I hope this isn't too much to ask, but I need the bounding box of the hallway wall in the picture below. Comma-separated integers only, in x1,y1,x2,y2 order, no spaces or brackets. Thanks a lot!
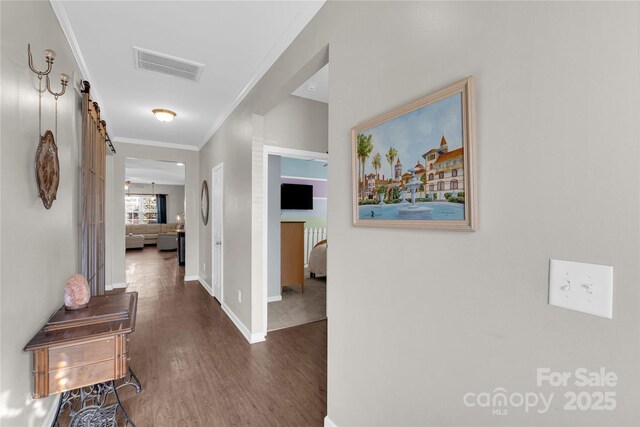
200,2,640,425
263,95,328,153
267,155,281,300
0,2,84,425
199,96,328,334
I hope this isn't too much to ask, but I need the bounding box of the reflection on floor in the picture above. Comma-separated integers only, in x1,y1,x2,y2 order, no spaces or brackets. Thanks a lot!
125,247,180,297
113,247,327,426
268,272,326,331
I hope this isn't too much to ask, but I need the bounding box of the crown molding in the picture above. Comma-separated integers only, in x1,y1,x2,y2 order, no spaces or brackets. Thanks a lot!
197,1,325,149
113,137,200,152
50,0,110,125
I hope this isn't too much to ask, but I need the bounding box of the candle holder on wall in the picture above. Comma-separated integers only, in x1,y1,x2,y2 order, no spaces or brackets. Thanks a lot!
28,44,69,210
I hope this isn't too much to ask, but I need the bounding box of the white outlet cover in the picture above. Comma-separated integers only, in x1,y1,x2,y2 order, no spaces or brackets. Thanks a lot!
549,259,613,319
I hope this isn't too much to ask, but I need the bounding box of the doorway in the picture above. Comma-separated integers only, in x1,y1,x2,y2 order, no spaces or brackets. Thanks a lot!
212,163,224,302
263,147,328,331
123,158,186,290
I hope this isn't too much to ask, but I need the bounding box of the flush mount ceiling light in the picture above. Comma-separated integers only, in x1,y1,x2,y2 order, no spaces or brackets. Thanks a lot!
176,162,184,166
152,109,176,123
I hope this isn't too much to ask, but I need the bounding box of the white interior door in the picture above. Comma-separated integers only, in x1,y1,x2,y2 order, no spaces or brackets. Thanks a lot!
212,164,224,301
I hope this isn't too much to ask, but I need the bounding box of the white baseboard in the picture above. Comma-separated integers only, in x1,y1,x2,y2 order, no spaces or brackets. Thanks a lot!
198,276,213,296
221,303,266,344
267,295,282,302
184,275,199,281
324,416,337,427
106,282,127,291
42,395,60,427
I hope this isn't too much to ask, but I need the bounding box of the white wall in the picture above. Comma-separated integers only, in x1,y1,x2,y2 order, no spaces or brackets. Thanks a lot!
267,155,281,299
126,182,185,224
110,142,198,285
201,2,640,425
263,95,328,153
198,108,253,326
1,2,84,425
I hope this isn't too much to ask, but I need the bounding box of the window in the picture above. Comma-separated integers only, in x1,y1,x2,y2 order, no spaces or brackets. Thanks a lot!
428,173,434,180
452,169,457,177
451,180,458,190
438,172,444,179
429,184,434,191
125,195,157,224
437,182,445,191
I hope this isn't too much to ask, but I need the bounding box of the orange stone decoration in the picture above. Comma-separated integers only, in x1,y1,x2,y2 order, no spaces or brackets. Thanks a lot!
64,274,90,310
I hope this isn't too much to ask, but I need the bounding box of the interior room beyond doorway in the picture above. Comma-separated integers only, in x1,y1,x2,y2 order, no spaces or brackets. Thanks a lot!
267,154,328,331
124,158,186,286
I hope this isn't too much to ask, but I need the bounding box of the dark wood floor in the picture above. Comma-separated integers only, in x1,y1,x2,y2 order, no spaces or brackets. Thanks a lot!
115,247,327,426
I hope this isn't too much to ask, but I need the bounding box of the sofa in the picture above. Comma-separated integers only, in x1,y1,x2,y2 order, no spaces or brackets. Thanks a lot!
126,223,178,246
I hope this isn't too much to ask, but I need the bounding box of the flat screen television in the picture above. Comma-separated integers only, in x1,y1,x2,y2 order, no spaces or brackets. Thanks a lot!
281,183,313,210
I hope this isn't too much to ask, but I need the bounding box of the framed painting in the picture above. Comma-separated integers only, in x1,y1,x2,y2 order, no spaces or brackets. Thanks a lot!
352,76,477,231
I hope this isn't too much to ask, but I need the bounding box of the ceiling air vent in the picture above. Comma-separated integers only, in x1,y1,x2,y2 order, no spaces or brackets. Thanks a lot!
133,47,204,82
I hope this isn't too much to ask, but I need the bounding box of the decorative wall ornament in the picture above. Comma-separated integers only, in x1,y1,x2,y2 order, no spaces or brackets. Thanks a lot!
35,130,60,209
201,180,210,225
27,44,69,209
352,76,477,231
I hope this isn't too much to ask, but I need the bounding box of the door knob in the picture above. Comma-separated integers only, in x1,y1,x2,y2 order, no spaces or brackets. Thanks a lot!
216,241,222,246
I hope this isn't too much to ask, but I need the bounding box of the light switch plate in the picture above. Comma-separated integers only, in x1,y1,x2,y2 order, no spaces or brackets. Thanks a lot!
549,259,613,319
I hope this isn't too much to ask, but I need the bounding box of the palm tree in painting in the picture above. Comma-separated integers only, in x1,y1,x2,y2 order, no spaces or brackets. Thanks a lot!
385,147,398,182
371,153,382,200
356,133,373,202
371,153,382,179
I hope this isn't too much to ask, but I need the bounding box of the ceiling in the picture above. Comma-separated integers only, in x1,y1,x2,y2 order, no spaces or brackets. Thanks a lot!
292,64,328,104
125,158,185,185
53,1,325,150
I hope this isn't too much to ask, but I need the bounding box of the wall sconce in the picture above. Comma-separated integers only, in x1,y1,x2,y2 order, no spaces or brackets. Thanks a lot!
46,73,69,99
28,43,69,211
27,43,55,79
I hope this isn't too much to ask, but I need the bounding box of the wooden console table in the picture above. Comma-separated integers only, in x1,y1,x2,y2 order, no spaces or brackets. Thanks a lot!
24,292,141,426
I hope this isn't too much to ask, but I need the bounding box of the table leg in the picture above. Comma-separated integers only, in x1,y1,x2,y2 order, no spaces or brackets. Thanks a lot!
50,391,66,427
112,380,136,427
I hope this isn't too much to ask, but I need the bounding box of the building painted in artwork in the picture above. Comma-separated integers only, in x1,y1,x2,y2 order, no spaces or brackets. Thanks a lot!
422,135,464,200
365,173,377,198
394,158,403,181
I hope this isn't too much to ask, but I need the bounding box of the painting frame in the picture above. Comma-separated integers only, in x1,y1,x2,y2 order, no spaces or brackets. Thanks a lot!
351,76,477,231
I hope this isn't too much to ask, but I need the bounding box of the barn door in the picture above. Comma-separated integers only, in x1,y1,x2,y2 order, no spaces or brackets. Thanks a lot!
81,81,106,296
